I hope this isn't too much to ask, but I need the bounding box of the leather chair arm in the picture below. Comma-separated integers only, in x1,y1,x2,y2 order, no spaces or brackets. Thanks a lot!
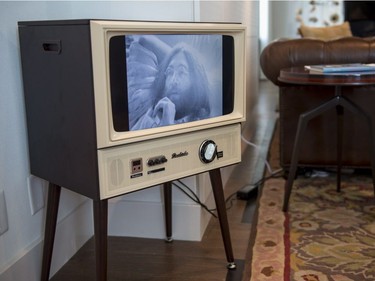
260,37,375,85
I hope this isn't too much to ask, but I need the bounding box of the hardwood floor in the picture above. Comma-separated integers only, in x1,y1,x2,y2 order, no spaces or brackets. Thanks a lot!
50,81,279,281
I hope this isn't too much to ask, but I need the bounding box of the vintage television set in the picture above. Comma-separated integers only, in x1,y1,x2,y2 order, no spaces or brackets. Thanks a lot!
18,20,246,200
18,19,246,279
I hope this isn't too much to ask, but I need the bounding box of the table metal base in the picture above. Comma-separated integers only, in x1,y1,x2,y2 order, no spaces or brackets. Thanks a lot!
283,86,375,212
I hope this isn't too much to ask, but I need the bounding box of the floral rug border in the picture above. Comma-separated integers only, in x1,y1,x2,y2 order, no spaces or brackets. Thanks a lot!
249,178,286,280
249,176,375,281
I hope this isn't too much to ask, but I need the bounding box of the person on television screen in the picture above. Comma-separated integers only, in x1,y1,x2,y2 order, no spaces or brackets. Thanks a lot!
127,35,211,130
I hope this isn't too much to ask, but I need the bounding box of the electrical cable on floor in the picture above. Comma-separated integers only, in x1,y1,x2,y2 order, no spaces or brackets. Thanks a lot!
170,135,285,218
171,168,284,218
250,168,284,188
172,178,249,218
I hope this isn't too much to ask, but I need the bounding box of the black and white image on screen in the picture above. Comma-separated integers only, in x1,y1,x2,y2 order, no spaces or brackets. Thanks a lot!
126,34,223,130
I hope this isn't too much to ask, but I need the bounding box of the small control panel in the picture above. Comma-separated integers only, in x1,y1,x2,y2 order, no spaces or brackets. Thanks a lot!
97,124,241,199
147,155,168,167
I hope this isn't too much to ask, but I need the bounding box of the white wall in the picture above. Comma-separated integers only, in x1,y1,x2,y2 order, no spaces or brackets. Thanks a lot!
259,0,343,79
269,0,301,40
0,1,196,280
269,0,344,41
0,1,259,280
200,0,259,121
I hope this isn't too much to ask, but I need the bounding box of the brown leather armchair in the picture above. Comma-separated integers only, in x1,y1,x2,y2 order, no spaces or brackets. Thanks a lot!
260,37,375,170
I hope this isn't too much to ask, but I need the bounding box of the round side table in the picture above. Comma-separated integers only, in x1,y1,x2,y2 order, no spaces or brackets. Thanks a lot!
279,67,375,212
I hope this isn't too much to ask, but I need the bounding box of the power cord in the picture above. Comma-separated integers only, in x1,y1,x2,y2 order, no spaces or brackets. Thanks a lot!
172,166,284,219
170,134,284,217
172,179,218,218
241,134,276,175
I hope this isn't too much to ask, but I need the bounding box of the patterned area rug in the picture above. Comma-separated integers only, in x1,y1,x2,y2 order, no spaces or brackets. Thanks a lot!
249,175,375,281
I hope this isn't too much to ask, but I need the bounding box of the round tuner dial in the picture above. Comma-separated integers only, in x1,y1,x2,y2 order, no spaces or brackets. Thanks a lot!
199,140,217,164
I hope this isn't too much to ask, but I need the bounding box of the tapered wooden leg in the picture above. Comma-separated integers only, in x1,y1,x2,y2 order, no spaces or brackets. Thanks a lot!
163,182,173,242
41,183,61,281
209,168,236,270
93,199,108,281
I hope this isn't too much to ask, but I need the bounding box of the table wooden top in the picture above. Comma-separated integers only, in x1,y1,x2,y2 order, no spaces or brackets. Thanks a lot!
279,66,375,86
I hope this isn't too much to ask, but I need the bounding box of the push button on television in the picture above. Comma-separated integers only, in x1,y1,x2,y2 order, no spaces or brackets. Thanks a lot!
147,155,168,166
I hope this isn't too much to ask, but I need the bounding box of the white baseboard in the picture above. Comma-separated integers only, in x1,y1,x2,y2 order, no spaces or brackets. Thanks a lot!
0,238,43,281
0,199,94,281
0,165,240,280
108,191,214,241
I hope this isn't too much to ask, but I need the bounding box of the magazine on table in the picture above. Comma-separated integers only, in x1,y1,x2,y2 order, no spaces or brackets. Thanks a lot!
304,63,375,73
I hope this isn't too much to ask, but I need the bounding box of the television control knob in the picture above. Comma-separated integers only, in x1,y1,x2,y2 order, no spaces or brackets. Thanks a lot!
147,155,167,167
199,140,217,163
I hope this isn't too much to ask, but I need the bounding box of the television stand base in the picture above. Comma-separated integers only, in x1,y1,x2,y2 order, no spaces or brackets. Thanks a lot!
40,168,236,280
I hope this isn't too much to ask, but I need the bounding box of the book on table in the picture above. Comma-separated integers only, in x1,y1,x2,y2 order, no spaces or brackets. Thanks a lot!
304,63,375,73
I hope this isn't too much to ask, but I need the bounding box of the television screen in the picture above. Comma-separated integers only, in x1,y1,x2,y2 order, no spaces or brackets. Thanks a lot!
109,34,235,132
